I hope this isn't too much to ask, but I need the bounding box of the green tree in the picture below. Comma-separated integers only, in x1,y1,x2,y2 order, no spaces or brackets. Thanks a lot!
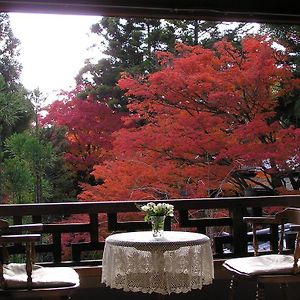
39,125,77,202
0,76,32,141
0,13,22,87
76,18,178,110
167,20,223,46
260,24,300,127
0,14,70,204
2,157,34,204
4,132,54,203
76,18,254,111
91,18,176,72
0,76,33,202
0,13,31,147
29,88,48,201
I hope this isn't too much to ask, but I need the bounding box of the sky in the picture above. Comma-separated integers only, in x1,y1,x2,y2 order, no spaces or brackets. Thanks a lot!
7,14,261,105
9,13,103,102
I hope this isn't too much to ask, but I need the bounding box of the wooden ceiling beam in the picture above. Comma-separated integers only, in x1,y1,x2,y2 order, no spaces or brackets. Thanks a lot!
0,1,299,24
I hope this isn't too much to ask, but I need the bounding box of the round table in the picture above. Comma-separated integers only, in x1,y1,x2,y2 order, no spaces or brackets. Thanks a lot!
101,231,214,295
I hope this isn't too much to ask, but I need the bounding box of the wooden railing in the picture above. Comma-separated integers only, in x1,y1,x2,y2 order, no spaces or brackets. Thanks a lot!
1,195,300,266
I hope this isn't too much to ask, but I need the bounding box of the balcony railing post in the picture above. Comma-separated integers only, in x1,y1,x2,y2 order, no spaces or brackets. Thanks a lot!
270,223,279,252
231,206,248,256
89,214,99,243
52,233,62,263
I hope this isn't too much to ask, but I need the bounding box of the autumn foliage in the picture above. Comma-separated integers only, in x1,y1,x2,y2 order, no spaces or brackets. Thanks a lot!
77,37,300,201
42,85,124,176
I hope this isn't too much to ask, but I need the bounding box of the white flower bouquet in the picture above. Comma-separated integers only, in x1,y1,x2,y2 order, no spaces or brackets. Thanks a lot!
138,202,174,222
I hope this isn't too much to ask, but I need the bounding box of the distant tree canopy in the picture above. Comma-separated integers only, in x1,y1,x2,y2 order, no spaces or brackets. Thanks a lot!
42,85,125,188
0,13,32,143
0,14,76,204
260,24,300,128
43,18,300,200
0,13,35,203
3,132,54,203
0,13,22,87
77,37,300,201
76,18,253,111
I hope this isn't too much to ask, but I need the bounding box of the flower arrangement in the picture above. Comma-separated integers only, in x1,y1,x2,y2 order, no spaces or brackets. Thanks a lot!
138,202,174,222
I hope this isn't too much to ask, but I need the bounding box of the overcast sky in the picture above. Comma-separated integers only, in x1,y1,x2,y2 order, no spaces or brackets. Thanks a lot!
9,13,102,102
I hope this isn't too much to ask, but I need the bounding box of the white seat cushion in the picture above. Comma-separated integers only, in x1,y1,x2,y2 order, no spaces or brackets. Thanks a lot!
3,263,80,289
223,254,300,276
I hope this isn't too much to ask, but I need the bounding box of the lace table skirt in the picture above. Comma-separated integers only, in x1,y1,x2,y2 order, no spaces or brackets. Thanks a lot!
102,231,214,295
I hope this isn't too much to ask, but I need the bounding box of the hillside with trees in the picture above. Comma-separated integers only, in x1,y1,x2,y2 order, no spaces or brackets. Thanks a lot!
2,13,299,204
43,18,300,200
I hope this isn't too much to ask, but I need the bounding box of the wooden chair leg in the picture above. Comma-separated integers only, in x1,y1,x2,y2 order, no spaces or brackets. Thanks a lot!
228,275,238,300
0,256,4,289
280,283,288,300
25,241,34,290
1,244,9,289
256,282,265,300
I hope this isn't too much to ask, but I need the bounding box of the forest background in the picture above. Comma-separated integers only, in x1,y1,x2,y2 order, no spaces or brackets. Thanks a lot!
1,14,300,208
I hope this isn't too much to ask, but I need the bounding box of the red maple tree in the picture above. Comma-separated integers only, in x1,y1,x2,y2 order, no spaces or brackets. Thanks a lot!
79,36,300,201
42,85,124,177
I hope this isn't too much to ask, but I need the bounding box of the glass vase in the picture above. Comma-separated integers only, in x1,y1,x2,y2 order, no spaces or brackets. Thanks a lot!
150,215,165,238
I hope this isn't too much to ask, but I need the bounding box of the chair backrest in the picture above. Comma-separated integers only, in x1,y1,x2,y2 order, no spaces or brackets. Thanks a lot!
0,219,79,299
275,207,300,225
275,208,300,274
245,207,300,274
0,219,42,290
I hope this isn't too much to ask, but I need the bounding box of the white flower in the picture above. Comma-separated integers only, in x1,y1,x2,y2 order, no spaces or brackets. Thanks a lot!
137,202,174,221
140,206,148,212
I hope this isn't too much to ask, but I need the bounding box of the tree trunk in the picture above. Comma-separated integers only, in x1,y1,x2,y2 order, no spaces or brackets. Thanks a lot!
35,171,42,203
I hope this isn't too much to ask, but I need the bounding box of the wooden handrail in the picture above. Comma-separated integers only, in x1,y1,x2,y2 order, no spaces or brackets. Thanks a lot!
0,195,300,266
1,195,300,215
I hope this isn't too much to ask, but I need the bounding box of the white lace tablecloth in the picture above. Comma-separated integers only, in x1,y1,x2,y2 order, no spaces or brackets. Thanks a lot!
101,231,214,295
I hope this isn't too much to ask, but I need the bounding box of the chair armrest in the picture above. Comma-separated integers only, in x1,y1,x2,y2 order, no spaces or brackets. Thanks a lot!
0,233,41,290
243,216,278,224
289,225,300,232
243,216,280,256
0,234,41,244
7,223,43,234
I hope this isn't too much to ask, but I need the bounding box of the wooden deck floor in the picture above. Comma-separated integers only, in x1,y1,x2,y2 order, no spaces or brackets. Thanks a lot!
72,261,300,300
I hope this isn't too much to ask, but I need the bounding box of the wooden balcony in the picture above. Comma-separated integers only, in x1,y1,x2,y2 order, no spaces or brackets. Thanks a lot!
1,195,300,299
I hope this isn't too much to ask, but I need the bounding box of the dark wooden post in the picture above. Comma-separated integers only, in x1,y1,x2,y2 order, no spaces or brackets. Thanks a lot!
89,214,99,243
231,206,248,256
53,233,62,263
